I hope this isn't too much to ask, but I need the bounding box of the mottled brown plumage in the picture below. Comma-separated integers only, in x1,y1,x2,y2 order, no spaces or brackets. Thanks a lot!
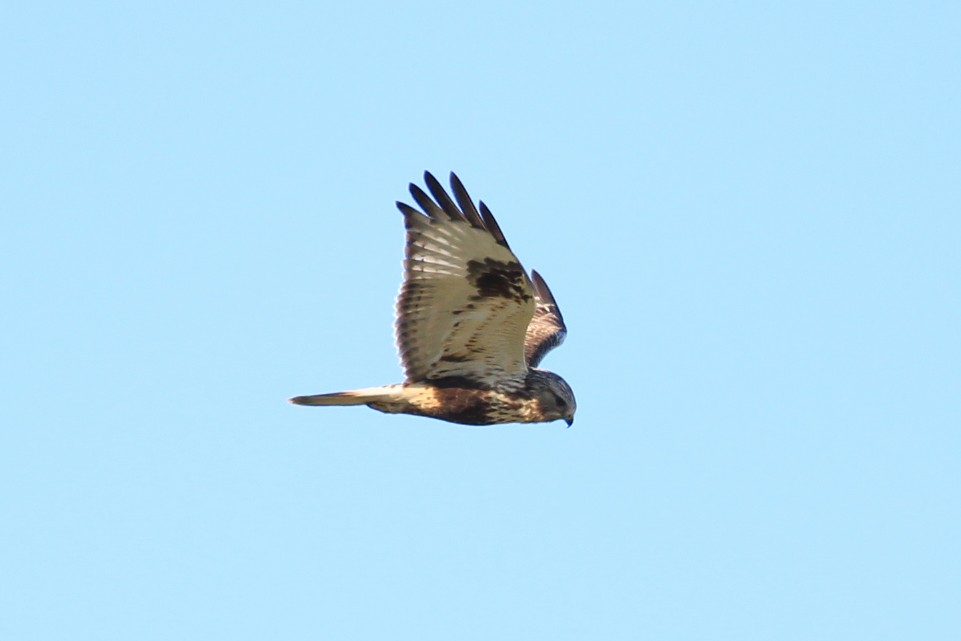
290,172,576,426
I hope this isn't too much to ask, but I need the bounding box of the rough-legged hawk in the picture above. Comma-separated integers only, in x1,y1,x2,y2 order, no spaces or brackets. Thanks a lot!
290,172,576,427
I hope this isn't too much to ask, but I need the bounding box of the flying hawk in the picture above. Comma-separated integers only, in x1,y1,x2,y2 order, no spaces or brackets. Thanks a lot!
290,172,576,427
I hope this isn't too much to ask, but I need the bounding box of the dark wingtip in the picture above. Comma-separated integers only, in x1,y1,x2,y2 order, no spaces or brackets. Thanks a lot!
478,200,509,248
402,172,509,246
408,183,447,220
397,201,420,217
449,172,485,228
424,171,465,222
530,270,558,306
408,182,427,201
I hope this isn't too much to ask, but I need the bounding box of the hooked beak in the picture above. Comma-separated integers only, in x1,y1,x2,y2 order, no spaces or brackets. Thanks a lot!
564,417,574,428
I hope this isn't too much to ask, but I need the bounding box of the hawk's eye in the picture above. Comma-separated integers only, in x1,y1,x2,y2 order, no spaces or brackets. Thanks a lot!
553,394,568,410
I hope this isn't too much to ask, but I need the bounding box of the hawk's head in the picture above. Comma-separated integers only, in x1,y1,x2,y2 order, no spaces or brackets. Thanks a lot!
527,369,577,427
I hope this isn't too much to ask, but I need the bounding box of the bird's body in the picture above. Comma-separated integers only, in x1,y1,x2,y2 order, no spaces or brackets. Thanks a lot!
294,369,573,426
290,172,576,427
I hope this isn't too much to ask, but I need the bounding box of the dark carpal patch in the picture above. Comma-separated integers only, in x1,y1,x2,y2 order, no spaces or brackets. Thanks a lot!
466,259,532,303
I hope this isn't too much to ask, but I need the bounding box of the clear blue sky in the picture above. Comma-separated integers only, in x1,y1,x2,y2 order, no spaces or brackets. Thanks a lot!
2,2,959,639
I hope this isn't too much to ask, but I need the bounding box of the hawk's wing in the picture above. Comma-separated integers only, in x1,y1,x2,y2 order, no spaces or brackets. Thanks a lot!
524,270,568,368
395,172,535,389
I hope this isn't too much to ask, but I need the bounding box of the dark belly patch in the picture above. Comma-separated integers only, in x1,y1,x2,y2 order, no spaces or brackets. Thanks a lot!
425,387,517,425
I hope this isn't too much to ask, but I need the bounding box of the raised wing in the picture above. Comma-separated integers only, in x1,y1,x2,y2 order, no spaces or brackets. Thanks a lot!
395,172,535,389
524,270,568,367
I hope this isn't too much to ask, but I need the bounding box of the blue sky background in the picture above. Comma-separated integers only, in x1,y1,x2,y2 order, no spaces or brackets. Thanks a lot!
2,2,959,639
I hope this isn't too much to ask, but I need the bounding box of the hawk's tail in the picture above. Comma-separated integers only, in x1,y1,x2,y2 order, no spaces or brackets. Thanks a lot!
289,386,399,407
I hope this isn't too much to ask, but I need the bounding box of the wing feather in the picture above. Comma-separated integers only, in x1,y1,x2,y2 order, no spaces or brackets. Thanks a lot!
478,201,509,247
424,172,467,223
524,270,568,367
395,172,535,388
449,173,486,229
409,184,450,221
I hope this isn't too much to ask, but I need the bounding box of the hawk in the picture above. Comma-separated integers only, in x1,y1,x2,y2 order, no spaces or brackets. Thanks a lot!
290,172,576,427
